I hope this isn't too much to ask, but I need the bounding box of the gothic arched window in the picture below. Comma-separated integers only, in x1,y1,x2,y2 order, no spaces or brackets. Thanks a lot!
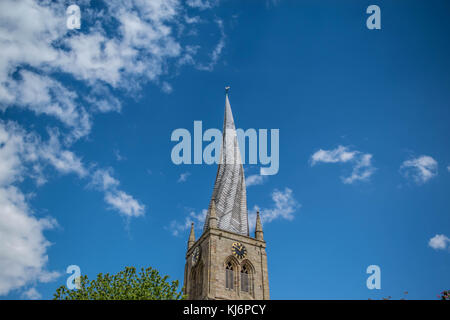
225,262,234,290
241,264,250,292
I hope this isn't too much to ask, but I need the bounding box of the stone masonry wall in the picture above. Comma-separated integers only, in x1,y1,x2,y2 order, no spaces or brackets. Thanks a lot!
184,227,269,300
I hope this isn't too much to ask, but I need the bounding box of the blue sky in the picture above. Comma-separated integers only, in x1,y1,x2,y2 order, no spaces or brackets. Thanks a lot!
0,0,449,300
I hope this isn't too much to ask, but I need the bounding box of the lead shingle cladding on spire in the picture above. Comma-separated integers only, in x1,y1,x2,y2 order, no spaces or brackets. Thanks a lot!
203,93,249,236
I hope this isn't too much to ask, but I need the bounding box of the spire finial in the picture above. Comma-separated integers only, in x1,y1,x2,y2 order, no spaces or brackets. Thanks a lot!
208,199,218,229
225,86,230,94
187,222,195,250
255,210,264,241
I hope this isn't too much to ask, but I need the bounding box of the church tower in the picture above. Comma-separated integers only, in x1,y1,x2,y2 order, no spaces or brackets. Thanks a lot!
183,89,270,300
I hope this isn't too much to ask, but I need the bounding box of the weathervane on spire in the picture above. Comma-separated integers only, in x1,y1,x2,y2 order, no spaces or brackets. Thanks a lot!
225,86,230,94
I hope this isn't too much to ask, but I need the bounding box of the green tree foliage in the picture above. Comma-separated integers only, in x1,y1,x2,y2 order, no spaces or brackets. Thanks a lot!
438,290,449,300
53,266,184,300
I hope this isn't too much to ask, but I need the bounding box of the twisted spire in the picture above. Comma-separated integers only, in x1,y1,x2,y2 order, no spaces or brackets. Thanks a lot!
203,88,249,236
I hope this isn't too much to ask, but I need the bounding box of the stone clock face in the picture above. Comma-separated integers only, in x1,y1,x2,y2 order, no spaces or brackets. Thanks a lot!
191,246,200,265
232,242,247,259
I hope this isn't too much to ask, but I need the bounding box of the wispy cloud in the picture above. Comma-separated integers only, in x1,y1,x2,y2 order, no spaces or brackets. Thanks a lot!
22,287,42,300
428,234,450,251
186,0,218,10
249,188,300,232
168,209,207,236
90,169,120,190
194,19,226,71
342,153,375,184
0,185,60,296
246,174,267,187
40,129,87,177
310,145,375,184
400,155,438,184
90,169,145,217
114,149,126,162
161,82,173,94
310,145,357,165
178,172,191,183
104,191,145,218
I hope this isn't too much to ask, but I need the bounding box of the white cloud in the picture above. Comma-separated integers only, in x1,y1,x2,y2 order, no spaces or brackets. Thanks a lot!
311,145,357,165
185,15,201,24
0,122,29,186
249,188,300,232
168,209,207,236
0,121,86,183
447,165,450,172
0,185,60,296
311,145,375,184
104,191,145,218
0,121,83,296
22,287,42,300
0,0,225,140
0,121,146,295
178,45,200,66
90,168,145,217
40,130,87,177
0,0,224,295
1,121,143,218
114,149,126,162
85,84,122,114
428,234,450,251
161,81,173,94
8,71,91,142
90,168,120,191
210,19,225,63
342,153,376,184
246,174,267,187
0,1,64,85
186,0,218,10
400,155,438,184
178,172,191,183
